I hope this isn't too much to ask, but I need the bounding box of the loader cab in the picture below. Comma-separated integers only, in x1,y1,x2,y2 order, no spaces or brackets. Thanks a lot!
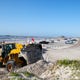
1,43,16,58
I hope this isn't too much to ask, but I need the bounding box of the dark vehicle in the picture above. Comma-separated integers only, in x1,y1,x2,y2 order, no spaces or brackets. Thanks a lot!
71,39,77,42
39,41,49,44
50,40,54,43
64,38,68,40
65,40,73,44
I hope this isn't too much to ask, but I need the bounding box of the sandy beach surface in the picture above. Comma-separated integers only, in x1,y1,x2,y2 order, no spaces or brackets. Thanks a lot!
42,38,80,62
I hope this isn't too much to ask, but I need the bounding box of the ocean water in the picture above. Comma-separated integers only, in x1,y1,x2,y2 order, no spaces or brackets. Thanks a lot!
0,35,46,44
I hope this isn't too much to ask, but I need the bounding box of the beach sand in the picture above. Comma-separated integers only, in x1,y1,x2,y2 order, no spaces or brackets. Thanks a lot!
42,38,80,62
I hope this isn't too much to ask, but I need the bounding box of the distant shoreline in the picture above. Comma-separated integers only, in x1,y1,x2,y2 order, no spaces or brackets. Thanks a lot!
0,35,79,38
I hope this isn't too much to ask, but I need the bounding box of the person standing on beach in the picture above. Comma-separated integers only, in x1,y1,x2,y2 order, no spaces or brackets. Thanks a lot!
32,38,35,43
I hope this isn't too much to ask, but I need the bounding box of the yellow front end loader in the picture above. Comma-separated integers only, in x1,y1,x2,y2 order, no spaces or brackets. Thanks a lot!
0,43,42,72
0,43,27,72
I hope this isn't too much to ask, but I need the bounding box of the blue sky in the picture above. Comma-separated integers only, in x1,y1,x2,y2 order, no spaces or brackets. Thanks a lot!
0,0,80,37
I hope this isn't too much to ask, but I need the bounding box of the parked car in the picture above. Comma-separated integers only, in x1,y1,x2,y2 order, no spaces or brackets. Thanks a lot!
65,40,73,44
50,40,54,43
39,41,49,44
71,39,77,42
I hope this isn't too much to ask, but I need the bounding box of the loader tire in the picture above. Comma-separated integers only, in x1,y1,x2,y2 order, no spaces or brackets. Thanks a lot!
6,61,15,72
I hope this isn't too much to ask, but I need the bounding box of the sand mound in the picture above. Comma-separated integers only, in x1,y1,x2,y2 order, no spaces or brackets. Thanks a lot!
16,60,53,76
